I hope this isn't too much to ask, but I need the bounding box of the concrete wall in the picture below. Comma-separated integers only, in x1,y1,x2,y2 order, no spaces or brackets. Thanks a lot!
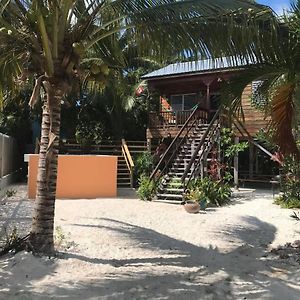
0,133,19,189
28,154,117,199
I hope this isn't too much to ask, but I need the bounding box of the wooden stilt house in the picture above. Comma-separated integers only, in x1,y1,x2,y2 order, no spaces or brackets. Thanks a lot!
142,57,274,201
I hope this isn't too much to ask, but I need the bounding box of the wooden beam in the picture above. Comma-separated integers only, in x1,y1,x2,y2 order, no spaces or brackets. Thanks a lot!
234,136,239,189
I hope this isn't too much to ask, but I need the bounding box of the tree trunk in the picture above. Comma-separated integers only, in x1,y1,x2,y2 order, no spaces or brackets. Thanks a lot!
29,82,63,255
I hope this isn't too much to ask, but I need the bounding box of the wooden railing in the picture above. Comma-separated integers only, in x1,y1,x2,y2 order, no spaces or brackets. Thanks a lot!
150,105,207,183
121,139,135,188
182,107,222,187
149,109,208,128
232,115,274,158
60,140,148,155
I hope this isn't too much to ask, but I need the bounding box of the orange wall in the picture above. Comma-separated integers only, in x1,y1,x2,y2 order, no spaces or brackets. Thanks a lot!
28,155,117,199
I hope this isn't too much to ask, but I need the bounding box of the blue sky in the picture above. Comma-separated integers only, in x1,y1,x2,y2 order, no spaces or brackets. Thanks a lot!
257,0,293,14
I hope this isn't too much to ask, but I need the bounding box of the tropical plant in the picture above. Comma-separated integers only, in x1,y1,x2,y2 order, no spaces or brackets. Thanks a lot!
223,0,300,159
275,156,300,208
134,151,153,178
187,177,231,207
137,174,156,201
0,0,271,254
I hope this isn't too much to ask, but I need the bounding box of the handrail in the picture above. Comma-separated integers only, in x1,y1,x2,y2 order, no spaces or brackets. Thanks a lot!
121,139,135,188
232,115,273,158
181,106,222,183
149,104,204,181
184,123,221,188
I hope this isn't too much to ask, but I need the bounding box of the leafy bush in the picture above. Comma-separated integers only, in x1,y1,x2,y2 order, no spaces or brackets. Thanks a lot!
275,197,300,209
275,156,300,208
134,151,154,186
137,175,156,201
75,121,105,147
187,177,231,206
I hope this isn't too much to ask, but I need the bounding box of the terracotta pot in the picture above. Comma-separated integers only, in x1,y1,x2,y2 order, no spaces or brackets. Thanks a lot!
184,201,200,213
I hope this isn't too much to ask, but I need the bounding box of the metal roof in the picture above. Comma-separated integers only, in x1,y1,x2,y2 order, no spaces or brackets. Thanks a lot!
142,57,252,79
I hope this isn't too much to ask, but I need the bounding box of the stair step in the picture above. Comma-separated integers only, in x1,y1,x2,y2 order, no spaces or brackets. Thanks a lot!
157,193,183,199
117,183,131,188
165,182,183,187
163,188,184,193
118,178,131,182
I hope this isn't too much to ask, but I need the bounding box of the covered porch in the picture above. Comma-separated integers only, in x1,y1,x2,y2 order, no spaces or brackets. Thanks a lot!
142,59,237,140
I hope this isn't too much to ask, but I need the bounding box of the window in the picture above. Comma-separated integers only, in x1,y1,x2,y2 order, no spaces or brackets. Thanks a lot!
170,93,198,111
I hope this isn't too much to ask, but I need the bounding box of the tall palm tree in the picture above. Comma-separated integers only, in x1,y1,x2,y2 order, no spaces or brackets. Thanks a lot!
0,0,271,254
223,1,300,159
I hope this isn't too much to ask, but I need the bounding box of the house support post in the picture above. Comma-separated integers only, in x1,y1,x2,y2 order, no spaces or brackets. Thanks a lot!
249,142,254,179
234,136,239,189
255,148,259,174
147,138,152,153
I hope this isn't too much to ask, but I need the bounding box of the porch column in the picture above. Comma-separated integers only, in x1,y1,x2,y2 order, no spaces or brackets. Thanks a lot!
234,136,239,189
255,148,259,174
249,142,254,179
201,79,213,111
147,138,152,153
206,82,211,110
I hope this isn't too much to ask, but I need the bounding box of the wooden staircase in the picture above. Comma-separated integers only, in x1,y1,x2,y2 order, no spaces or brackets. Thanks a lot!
150,106,221,202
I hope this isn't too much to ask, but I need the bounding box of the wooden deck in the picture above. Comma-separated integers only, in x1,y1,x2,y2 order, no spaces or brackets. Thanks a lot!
147,109,208,139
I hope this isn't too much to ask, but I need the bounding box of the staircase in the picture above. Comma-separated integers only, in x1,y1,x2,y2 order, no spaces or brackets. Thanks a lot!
151,107,221,202
117,156,132,188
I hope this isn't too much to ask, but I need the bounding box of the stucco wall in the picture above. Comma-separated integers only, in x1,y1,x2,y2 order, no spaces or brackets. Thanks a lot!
28,155,117,199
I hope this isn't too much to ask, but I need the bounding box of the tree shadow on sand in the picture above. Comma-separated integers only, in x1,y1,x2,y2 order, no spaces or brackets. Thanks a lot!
1,215,299,299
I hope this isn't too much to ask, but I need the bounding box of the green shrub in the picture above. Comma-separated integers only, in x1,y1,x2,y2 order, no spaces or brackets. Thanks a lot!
135,151,153,177
137,175,156,201
187,177,231,206
274,197,300,209
276,156,300,208
75,121,105,147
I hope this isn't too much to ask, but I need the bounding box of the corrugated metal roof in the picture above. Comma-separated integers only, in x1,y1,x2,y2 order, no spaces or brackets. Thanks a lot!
142,57,252,79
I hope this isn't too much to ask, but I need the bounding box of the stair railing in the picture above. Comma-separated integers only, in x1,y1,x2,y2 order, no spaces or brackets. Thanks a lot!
121,139,135,188
232,115,274,158
182,107,222,187
149,105,208,183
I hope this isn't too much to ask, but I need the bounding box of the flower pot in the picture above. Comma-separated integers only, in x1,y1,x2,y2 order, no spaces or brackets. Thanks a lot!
184,201,200,213
199,199,207,210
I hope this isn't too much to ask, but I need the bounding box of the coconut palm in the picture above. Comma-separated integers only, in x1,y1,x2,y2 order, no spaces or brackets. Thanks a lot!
223,1,300,159
0,0,272,254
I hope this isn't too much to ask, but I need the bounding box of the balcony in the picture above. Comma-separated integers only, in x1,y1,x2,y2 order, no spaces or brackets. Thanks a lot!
148,109,208,129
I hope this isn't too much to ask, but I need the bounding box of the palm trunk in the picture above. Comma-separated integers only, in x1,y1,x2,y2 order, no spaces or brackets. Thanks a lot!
29,82,63,255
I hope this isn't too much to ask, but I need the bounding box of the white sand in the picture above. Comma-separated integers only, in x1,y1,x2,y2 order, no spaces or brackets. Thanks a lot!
0,185,300,299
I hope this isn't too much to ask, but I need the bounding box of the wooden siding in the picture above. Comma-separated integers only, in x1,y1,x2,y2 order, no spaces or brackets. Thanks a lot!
236,84,269,137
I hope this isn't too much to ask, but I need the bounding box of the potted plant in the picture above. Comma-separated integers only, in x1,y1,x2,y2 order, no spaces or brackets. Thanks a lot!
183,187,207,213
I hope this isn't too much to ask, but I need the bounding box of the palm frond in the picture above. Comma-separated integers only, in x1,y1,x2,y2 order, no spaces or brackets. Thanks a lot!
270,83,300,157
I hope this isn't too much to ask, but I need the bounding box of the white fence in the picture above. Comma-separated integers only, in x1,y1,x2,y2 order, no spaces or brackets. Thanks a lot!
0,133,19,189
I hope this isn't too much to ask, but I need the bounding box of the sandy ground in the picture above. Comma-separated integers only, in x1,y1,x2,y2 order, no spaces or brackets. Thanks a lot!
0,184,300,300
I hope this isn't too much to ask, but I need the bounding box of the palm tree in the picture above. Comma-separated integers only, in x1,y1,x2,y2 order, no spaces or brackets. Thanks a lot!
223,1,300,159
0,0,271,254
